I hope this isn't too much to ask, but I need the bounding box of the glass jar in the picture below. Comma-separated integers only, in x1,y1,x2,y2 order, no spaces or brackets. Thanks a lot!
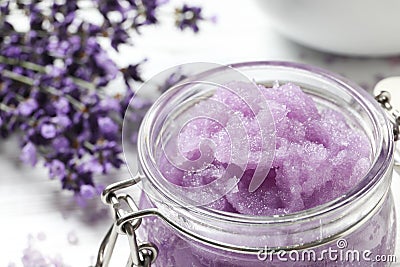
107,62,398,267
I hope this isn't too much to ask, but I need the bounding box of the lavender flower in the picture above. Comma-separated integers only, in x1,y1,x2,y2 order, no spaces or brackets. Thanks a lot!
0,0,210,206
40,124,57,139
175,4,204,32
20,142,38,167
98,116,119,140
47,160,66,180
18,99,38,116
122,63,145,85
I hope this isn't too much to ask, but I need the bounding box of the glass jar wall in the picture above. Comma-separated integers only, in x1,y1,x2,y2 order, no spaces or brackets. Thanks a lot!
134,62,397,266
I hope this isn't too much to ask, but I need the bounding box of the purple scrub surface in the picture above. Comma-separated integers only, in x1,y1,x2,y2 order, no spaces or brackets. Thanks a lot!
158,82,371,215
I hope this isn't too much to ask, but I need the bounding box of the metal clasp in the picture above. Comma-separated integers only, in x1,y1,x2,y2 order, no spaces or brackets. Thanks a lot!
374,77,400,172
375,91,400,141
93,174,158,267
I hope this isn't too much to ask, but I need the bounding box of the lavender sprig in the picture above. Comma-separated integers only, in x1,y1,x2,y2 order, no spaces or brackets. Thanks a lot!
0,0,209,206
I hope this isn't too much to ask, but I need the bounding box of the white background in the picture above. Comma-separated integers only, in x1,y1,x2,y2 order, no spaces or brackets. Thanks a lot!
1,0,400,266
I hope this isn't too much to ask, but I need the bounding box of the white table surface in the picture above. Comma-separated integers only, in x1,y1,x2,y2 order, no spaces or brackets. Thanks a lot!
1,0,400,266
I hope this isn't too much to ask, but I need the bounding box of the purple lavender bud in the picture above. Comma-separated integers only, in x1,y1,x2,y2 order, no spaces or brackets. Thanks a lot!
99,98,121,113
64,12,76,25
88,24,101,35
52,115,71,128
93,50,119,83
111,28,130,51
122,63,144,84
69,36,81,52
48,66,65,78
98,117,118,136
3,46,22,58
48,159,66,180
52,136,70,152
175,4,204,33
140,0,158,25
82,159,104,173
0,2,10,16
53,97,70,114
80,184,97,199
40,124,57,139
20,142,38,167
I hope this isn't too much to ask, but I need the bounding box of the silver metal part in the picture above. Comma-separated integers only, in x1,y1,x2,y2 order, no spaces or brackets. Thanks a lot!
374,77,400,172
93,174,158,267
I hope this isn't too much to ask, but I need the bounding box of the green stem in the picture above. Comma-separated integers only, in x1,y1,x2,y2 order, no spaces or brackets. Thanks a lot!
0,55,100,94
2,69,86,111
2,69,34,86
0,55,45,72
15,93,25,102
84,141,96,151
72,77,98,92
0,103,12,112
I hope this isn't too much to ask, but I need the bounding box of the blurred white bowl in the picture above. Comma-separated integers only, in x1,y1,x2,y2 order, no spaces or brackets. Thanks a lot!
258,0,400,56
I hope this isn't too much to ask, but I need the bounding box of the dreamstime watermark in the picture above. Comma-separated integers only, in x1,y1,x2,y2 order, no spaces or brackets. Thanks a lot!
257,239,397,263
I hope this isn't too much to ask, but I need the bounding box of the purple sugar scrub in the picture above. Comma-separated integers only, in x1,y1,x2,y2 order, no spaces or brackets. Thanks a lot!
158,82,371,215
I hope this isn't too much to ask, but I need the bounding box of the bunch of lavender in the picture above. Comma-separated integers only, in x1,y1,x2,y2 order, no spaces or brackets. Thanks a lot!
0,0,208,205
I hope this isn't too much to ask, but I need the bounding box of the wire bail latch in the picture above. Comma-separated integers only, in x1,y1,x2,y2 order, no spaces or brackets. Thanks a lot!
93,175,158,267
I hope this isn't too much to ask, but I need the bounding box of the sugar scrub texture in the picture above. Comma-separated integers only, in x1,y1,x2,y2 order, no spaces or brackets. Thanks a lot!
158,82,371,215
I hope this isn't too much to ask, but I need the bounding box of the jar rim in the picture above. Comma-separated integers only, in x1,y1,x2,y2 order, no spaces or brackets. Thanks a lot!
136,61,394,225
